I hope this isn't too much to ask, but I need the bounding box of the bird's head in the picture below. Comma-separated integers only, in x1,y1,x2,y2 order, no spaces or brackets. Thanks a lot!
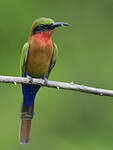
30,17,70,36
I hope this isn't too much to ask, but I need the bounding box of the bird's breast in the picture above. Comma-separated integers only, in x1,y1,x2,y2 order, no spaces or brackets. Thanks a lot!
26,36,53,78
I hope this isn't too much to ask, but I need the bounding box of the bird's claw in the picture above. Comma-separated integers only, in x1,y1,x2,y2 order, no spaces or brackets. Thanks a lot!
27,75,33,83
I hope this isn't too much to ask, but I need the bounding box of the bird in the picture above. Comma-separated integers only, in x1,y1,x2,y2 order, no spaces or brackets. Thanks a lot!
19,17,70,145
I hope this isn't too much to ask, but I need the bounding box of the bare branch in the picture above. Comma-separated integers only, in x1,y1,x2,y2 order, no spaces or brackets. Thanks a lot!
0,75,113,97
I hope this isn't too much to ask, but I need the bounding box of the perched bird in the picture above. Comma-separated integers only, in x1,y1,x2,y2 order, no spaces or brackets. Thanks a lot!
19,17,69,144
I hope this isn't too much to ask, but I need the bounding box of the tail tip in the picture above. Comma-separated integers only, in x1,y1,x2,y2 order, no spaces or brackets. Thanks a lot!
19,139,29,145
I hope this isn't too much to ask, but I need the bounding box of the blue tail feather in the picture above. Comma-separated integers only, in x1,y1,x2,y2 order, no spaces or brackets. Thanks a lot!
22,72,41,106
22,84,41,106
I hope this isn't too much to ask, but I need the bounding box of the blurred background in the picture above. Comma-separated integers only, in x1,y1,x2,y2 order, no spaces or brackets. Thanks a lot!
0,0,113,149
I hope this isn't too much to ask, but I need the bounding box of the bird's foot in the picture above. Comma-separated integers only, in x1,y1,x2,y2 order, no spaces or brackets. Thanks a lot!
27,75,33,83
43,74,48,85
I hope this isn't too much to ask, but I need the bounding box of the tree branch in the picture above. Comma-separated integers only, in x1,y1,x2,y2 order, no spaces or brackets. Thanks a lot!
0,75,113,97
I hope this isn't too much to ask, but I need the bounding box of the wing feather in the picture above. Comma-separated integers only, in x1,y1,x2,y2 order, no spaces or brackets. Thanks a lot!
20,42,29,77
48,43,58,76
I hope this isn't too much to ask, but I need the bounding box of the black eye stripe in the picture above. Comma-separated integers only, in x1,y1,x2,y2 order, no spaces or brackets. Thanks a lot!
40,24,47,27
38,24,50,29
38,24,44,27
33,24,53,34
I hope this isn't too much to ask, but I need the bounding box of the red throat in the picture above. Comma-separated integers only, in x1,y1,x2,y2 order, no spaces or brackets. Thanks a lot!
34,30,53,46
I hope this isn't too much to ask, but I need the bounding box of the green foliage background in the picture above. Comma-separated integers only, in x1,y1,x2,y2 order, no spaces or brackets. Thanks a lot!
0,0,113,149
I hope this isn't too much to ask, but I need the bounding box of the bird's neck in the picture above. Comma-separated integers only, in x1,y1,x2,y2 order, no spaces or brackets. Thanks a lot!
33,31,53,46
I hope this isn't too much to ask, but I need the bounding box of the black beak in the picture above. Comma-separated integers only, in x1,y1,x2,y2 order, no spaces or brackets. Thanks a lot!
49,22,70,30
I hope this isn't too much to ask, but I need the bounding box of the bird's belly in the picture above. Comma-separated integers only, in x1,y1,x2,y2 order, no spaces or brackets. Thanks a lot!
26,46,53,78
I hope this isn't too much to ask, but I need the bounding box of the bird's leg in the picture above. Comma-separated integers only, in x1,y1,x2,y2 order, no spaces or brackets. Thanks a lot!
43,74,48,85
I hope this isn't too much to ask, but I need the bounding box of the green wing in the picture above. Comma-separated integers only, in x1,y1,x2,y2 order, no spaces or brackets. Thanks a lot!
20,42,29,77
48,43,58,76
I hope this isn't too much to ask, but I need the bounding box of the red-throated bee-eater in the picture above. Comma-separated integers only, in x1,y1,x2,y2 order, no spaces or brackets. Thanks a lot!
19,17,70,144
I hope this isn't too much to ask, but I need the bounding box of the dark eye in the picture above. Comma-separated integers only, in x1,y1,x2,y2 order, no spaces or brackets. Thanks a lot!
38,24,49,29
37,24,47,31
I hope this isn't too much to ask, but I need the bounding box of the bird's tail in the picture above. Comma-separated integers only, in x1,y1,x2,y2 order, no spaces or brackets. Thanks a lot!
19,102,34,145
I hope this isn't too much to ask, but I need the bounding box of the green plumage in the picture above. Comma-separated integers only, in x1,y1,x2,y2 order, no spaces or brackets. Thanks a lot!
32,17,54,29
20,42,29,77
